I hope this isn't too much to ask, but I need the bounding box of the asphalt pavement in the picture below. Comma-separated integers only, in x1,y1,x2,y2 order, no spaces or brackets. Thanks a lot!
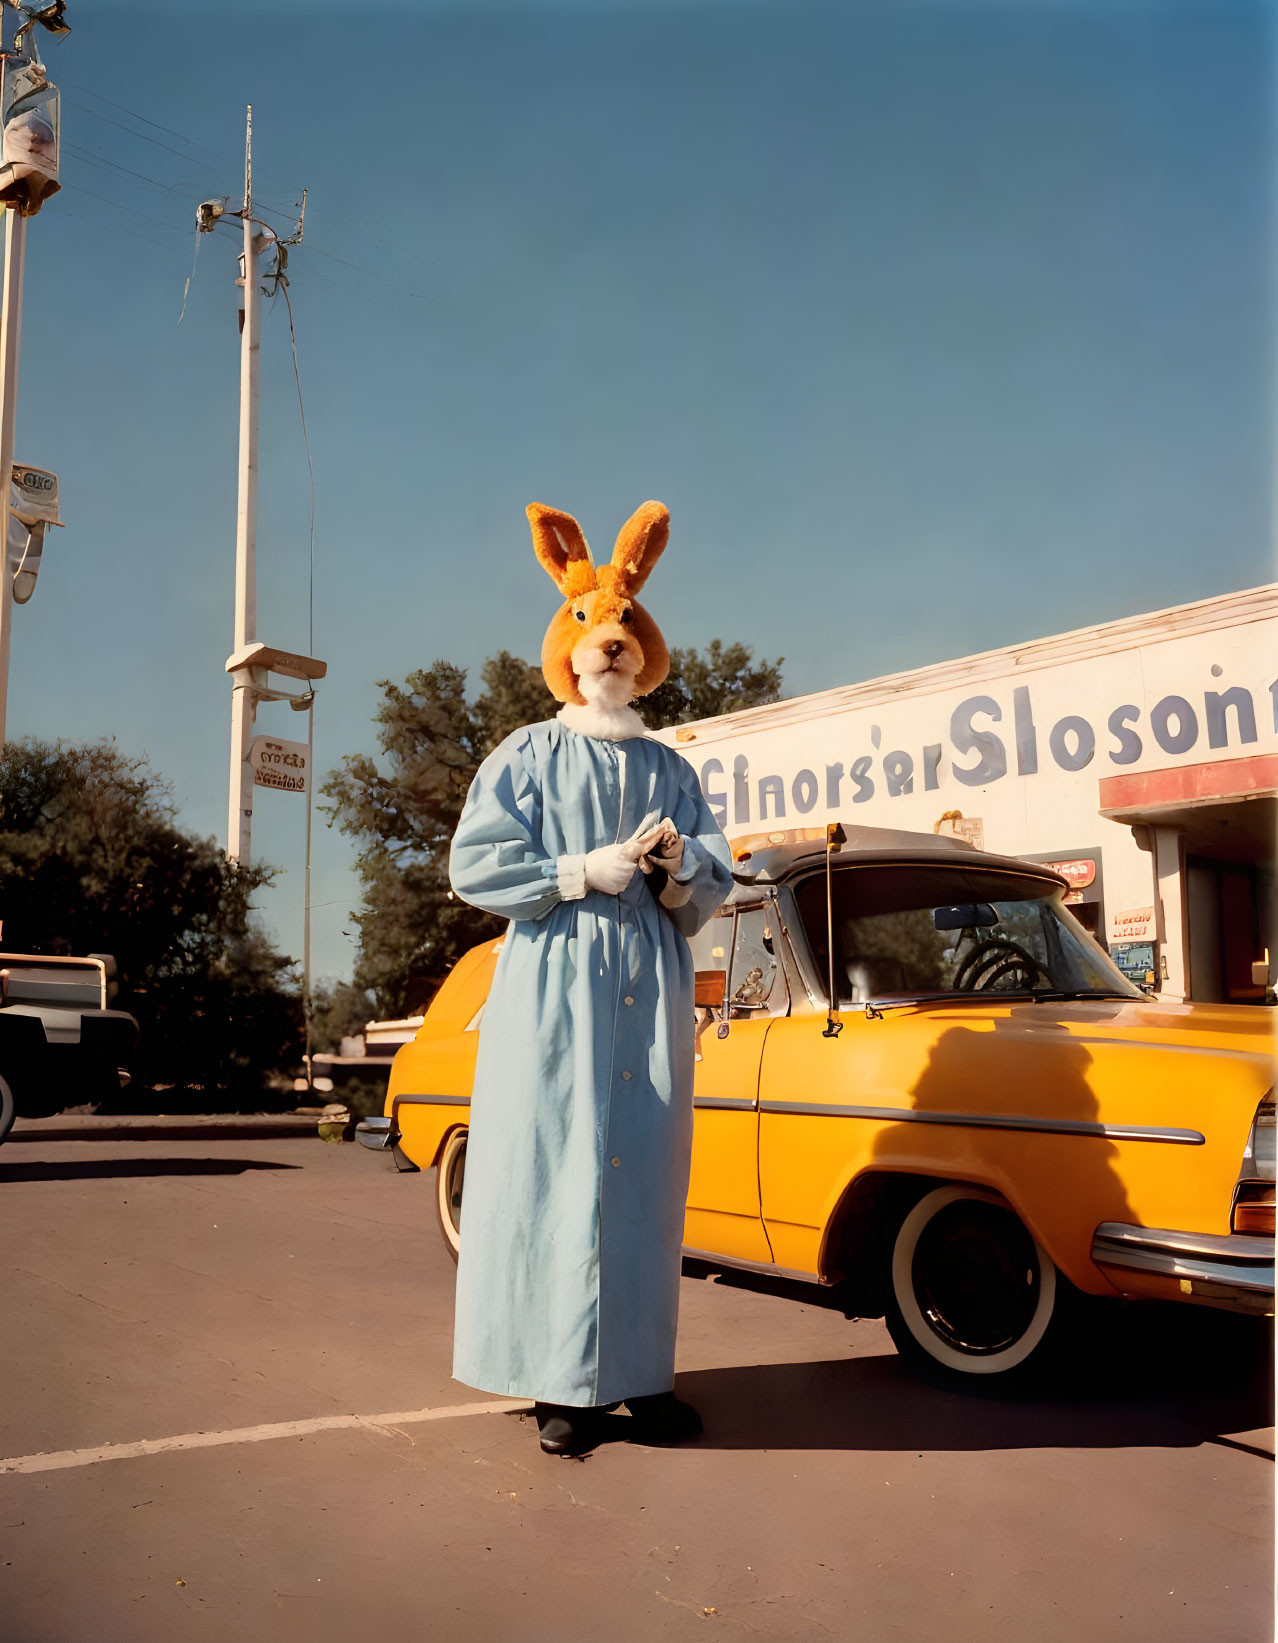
0,1133,1271,1643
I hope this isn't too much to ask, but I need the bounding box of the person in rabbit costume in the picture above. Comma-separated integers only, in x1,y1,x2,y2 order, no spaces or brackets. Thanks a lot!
448,500,733,1455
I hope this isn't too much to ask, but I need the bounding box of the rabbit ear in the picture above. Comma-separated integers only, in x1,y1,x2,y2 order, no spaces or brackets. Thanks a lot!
527,504,595,594
610,501,669,596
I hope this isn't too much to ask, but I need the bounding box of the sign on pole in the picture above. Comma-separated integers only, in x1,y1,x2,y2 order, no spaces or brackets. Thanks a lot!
249,735,310,793
7,461,61,603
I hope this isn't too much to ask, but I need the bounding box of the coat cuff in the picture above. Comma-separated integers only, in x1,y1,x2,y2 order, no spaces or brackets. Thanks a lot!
659,874,694,908
671,836,699,883
557,853,588,901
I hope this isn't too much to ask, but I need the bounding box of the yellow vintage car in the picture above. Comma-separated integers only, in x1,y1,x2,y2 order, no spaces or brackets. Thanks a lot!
358,825,1275,1386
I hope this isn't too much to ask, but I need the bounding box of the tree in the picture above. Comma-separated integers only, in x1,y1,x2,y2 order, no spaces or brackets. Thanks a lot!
642,640,784,727
0,737,302,1102
323,642,783,1017
308,978,378,1055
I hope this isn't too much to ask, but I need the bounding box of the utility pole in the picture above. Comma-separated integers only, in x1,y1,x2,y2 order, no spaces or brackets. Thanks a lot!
0,0,66,744
302,693,314,1087
211,110,324,1095
227,106,262,861
0,203,25,744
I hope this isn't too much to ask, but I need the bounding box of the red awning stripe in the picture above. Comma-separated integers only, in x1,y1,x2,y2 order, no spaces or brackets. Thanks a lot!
1099,754,1278,813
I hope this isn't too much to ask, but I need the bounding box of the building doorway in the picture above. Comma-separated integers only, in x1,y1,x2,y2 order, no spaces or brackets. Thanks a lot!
1188,856,1273,1004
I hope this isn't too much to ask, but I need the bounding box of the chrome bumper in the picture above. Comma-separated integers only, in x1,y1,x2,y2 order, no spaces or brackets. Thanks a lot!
1092,1222,1275,1315
355,1115,399,1152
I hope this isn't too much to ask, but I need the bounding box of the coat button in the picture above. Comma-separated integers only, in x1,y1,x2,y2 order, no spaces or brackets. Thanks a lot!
621,1070,632,1081
611,1156,621,1167
623,995,634,1006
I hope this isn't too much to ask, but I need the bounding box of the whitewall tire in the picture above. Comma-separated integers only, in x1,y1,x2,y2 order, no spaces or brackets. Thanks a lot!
0,1073,14,1146
435,1127,467,1264
885,1184,1063,1383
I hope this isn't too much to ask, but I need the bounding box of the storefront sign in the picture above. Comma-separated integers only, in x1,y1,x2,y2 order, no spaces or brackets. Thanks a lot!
1111,906,1156,942
665,604,1278,839
691,673,1276,831
249,736,309,793
1044,858,1096,890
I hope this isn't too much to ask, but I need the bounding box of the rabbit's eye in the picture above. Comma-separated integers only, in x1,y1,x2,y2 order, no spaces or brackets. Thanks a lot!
620,608,633,625
574,608,586,623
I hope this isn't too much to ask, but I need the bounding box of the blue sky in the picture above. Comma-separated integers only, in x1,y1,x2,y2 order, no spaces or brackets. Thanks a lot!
7,0,1273,985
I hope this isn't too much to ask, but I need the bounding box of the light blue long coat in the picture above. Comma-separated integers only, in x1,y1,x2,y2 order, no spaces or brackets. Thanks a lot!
447,718,733,1406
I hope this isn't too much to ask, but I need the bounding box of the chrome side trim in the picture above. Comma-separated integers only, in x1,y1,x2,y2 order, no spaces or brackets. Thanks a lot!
758,1100,1204,1145
692,1097,757,1112
682,1245,826,1285
395,1093,471,1107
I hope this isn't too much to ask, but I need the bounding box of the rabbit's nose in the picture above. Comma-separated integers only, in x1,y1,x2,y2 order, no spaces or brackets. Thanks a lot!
603,640,626,658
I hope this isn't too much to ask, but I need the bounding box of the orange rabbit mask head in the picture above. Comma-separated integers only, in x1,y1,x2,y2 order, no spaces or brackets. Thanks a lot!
527,500,671,709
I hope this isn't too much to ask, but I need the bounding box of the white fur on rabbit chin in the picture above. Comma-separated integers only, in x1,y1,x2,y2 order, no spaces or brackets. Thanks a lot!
558,667,648,741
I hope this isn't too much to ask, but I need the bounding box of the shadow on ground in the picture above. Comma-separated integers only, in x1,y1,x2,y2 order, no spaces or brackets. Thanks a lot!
554,1304,1273,1460
0,1157,303,1183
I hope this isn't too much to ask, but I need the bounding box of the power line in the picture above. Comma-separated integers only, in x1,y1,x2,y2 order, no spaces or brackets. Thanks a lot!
63,141,198,198
278,275,316,659
60,180,190,236
65,87,427,272
55,202,176,255
60,154,426,317
62,79,221,162
63,99,226,169
65,124,426,296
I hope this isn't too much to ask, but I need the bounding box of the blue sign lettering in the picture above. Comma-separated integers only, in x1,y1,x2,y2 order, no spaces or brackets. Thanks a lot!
1049,715,1096,772
691,679,1275,817
950,695,1006,787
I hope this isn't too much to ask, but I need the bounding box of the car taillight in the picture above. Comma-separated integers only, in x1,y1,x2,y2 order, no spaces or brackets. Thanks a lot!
1232,1096,1275,1237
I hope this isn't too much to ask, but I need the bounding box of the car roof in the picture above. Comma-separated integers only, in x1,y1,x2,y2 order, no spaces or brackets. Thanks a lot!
728,824,1068,891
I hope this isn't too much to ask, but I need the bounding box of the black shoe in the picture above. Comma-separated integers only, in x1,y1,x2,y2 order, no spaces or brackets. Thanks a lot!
534,1402,598,1456
624,1392,703,1443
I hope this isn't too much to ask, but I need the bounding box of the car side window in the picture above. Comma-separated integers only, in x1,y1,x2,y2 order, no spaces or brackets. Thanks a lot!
688,910,734,980
729,907,783,1014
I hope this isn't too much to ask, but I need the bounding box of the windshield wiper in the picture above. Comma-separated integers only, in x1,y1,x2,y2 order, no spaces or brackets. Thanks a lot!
860,991,1031,1018
859,988,1135,1019
1023,989,1137,1003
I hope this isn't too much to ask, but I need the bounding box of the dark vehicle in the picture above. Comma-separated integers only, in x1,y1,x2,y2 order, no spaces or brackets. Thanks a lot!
0,952,138,1143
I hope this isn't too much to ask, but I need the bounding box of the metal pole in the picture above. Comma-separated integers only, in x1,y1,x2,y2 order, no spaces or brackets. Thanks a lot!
227,107,261,861
303,696,314,1092
0,208,27,745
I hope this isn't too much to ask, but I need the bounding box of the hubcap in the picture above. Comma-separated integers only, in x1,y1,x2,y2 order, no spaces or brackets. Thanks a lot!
910,1200,1040,1355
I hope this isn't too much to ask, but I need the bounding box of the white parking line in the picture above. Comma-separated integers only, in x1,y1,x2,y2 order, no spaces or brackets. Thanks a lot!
0,1398,534,1476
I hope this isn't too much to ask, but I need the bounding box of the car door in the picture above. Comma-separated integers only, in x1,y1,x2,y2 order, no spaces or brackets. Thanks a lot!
683,899,785,1264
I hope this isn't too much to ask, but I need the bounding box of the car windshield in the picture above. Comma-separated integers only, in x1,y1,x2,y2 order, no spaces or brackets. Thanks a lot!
795,864,1143,1004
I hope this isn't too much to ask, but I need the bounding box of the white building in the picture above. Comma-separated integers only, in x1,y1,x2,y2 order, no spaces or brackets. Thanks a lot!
653,585,1276,1006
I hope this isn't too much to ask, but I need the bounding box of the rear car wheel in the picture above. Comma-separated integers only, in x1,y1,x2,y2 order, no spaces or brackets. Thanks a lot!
0,1072,15,1146
884,1184,1067,1387
436,1127,467,1263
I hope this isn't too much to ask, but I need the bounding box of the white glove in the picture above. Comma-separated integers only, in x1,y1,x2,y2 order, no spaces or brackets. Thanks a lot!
583,822,667,895
584,842,642,895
